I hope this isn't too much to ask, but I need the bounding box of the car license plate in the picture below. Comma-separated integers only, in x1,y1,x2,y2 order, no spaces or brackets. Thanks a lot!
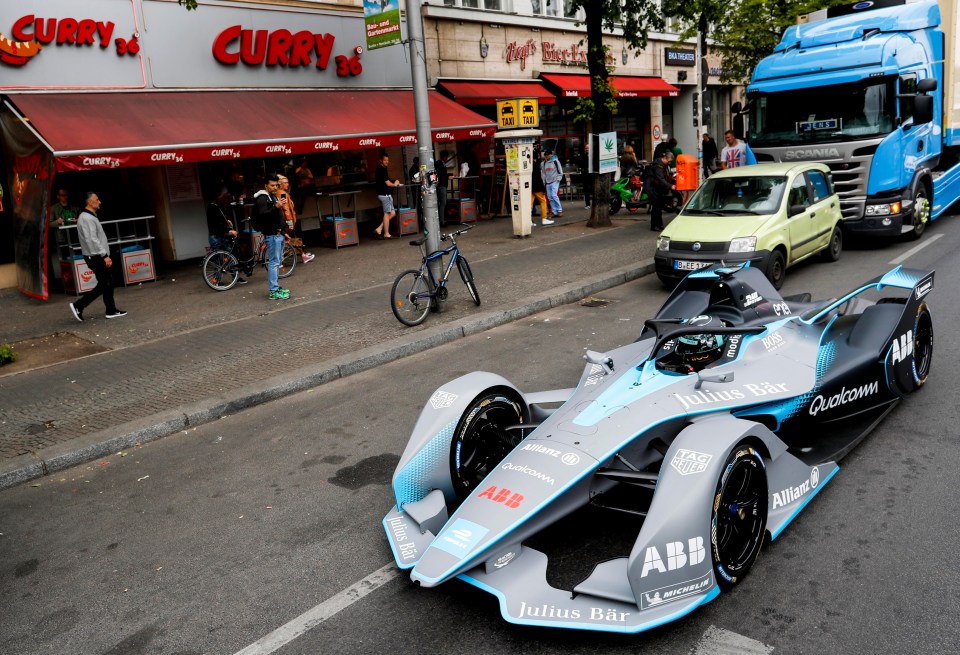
674,260,711,271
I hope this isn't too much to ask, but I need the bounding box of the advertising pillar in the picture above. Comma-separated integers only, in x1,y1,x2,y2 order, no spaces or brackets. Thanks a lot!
495,129,541,238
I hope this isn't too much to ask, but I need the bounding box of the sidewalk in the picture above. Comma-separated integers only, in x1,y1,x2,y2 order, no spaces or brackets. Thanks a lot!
0,205,665,489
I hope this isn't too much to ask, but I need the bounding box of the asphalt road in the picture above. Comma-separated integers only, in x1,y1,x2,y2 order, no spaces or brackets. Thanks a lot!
2,219,959,655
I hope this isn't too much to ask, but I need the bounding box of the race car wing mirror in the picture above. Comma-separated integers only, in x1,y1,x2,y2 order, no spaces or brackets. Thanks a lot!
584,350,614,373
694,370,735,390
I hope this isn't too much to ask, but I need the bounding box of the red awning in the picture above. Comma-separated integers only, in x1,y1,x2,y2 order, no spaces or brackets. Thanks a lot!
437,80,556,105
4,90,496,172
540,74,680,99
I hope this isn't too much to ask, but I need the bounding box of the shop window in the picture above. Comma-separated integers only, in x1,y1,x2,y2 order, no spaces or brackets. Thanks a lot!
445,0,507,9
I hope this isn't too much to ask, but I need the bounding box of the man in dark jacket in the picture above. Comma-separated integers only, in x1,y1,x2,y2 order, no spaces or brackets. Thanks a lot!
253,174,290,300
702,133,720,176
645,152,676,232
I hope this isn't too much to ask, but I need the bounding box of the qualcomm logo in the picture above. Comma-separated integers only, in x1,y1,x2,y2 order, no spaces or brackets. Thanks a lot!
808,381,879,416
501,462,555,485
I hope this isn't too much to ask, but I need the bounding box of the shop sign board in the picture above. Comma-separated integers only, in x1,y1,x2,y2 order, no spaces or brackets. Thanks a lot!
664,47,696,67
518,98,539,127
597,131,618,174
363,0,402,51
122,250,155,284
497,99,520,129
0,0,412,90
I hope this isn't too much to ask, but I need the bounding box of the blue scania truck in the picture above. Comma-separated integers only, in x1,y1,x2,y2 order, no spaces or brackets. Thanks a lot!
745,0,960,239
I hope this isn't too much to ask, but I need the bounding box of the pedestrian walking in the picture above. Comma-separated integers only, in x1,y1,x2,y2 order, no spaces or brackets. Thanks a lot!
702,133,720,176
720,130,748,169
541,149,564,219
68,192,126,321
253,174,291,300
531,150,549,226
374,153,401,239
645,151,676,232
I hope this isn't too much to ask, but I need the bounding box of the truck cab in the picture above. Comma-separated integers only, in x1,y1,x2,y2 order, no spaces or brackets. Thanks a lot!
746,0,957,240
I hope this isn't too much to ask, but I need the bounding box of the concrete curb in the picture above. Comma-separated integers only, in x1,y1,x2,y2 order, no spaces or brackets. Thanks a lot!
0,260,656,490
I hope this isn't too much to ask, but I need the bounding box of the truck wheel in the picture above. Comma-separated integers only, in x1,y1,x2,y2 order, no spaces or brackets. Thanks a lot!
711,445,768,591
906,187,930,241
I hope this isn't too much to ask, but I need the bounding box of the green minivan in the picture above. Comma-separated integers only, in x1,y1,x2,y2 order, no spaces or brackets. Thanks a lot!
654,162,843,289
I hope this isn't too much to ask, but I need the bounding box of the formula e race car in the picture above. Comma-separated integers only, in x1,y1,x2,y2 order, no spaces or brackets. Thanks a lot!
382,263,934,633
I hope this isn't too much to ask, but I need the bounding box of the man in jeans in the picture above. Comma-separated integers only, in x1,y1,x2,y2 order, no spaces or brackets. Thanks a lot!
253,174,291,300
541,149,564,221
69,192,126,321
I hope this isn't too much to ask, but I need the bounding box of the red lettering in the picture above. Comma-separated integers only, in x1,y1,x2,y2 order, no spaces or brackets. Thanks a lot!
12,15,34,41
34,17,56,44
505,493,524,509
212,25,241,64
478,486,497,500
56,18,79,45
289,30,314,66
492,487,510,503
314,32,334,70
265,29,292,66
97,21,115,48
76,19,97,46
240,29,267,66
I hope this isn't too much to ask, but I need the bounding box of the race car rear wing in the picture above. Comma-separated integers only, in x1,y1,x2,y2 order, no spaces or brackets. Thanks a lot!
800,266,934,325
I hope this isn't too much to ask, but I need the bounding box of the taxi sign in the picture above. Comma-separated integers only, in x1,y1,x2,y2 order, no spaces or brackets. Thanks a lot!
519,98,539,127
497,100,520,129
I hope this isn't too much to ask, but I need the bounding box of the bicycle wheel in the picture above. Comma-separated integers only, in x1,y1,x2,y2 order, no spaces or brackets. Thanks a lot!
278,243,297,279
391,269,434,326
457,256,481,306
202,250,240,291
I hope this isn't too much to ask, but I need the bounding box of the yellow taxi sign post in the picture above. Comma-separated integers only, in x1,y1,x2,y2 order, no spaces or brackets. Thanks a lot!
519,98,539,127
497,99,520,129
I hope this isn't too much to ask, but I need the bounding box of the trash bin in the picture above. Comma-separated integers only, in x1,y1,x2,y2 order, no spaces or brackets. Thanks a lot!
676,154,700,191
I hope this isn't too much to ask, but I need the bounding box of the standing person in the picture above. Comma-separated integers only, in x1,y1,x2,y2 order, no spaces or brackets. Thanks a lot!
277,175,315,263
531,150,550,226
407,156,422,223
619,145,639,176
253,174,291,300
435,150,451,227
702,133,720,176
668,138,682,175
49,188,79,289
645,151,676,232
68,192,126,321
720,130,748,169
374,153,401,239
206,191,247,285
653,135,672,162
541,149,564,219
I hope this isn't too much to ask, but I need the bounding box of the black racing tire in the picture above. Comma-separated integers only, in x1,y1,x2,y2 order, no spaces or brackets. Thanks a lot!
278,243,297,279
766,249,786,290
609,194,622,215
457,256,481,306
821,225,843,262
450,390,526,501
390,269,433,326
711,445,768,591
910,303,933,390
202,250,239,291
906,185,930,241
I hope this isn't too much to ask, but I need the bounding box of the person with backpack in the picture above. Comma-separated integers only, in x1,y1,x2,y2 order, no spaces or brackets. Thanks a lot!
541,149,565,219
253,174,291,300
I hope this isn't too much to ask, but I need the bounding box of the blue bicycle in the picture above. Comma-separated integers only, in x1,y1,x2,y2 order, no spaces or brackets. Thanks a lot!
390,225,480,326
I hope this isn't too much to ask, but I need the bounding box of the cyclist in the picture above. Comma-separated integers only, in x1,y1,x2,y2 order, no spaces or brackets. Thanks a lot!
206,191,247,285
253,174,291,300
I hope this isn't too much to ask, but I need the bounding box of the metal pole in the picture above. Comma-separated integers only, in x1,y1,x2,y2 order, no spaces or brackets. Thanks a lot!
404,0,441,263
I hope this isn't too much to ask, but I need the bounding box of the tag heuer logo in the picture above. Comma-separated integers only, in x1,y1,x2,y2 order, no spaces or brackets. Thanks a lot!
430,390,458,409
693,242,701,251
671,449,712,475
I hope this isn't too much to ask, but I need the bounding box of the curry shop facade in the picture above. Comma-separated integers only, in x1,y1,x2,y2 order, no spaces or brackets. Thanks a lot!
0,0,495,298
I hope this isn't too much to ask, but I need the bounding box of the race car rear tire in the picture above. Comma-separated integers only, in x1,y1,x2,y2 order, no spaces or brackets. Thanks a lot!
910,303,933,390
450,390,526,502
711,445,768,591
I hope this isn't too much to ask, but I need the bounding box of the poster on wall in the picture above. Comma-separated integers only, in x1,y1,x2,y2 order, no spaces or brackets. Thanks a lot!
165,163,202,203
364,0,402,51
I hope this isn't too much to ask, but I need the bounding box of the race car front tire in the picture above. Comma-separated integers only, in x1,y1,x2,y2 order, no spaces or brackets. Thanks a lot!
711,445,768,591
449,390,526,502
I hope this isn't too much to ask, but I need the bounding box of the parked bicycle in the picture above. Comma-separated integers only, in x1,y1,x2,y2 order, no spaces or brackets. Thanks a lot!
390,225,480,326
202,227,296,291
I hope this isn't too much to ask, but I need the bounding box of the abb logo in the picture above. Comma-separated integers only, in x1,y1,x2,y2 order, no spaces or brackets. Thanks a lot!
478,486,524,508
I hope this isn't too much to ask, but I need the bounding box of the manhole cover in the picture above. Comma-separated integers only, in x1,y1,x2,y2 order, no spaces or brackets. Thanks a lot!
580,297,610,308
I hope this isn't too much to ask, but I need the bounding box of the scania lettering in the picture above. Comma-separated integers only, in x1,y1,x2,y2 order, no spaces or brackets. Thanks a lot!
747,0,960,240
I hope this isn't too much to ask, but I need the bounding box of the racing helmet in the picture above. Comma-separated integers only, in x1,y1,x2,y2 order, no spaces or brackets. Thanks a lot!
676,315,726,371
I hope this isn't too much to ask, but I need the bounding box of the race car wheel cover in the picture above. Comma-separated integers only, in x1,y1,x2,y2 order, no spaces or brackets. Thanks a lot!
912,303,933,388
450,392,525,501
711,446,768,590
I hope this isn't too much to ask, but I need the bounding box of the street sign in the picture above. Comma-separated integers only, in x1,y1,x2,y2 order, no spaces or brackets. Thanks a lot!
518,98,539,127
497,100,520,129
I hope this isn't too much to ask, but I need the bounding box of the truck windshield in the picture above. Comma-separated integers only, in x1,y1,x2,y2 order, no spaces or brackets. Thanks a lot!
747,78,896,147
685,176,786,215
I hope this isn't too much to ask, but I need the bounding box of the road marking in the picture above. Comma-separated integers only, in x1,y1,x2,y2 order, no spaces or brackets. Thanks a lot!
233,563,399,655
889,233,943,265
693,625,775,654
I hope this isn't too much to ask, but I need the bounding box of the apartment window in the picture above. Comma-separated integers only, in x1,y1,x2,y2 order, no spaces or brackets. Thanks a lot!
445,0,504,8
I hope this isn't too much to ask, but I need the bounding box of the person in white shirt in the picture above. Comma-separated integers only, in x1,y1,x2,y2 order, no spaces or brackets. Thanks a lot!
720,130,748,169
69,192,126,321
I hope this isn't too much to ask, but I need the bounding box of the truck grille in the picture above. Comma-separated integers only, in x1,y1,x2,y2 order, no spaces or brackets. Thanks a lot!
826,160,870,220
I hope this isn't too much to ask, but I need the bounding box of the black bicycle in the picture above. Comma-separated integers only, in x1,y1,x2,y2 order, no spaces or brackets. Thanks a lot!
202,231,296,291
390,225,480,326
